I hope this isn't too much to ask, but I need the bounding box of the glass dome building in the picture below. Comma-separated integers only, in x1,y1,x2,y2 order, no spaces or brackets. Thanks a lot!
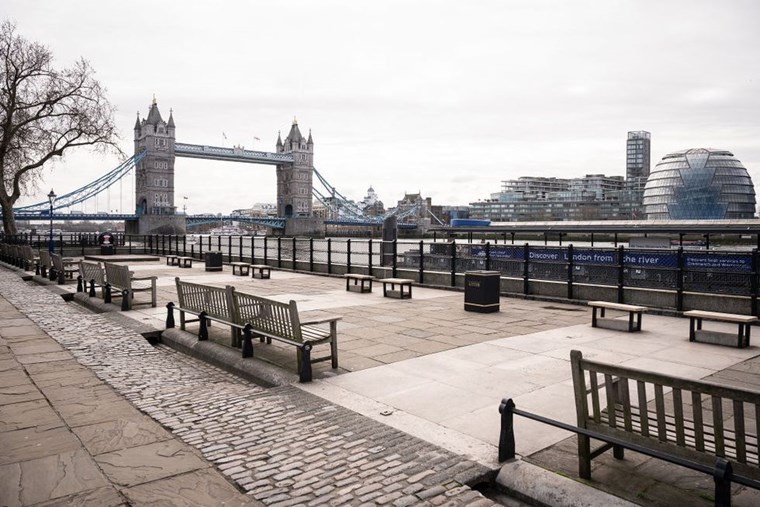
642,148,756,220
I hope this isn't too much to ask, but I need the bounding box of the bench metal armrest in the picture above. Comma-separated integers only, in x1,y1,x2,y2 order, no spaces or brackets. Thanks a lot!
301,315,342,325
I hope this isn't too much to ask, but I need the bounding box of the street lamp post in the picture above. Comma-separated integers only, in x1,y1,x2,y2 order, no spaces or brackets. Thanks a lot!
47,189,56,253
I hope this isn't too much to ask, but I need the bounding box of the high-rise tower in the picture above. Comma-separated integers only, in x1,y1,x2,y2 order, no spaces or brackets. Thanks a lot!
276,119,314,218
626,131,651,186
134,98,176,216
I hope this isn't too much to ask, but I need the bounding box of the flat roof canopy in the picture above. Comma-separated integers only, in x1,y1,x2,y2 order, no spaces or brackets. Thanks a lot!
432,219,760,235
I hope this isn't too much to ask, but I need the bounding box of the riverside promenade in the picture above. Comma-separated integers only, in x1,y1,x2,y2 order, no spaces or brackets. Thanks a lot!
2,257,760,505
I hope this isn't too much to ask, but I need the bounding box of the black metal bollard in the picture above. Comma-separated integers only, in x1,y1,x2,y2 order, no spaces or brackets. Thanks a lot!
299,343,313,383
498,398,516,462
121,289,130,311
57,268,65,285
40,264,47,278
89,280,96,297
48,267,56,281
104,283,112,304
76,276,83,293
198,311,209,340
242,324,253,358
714,458,733,507
166,302,175,328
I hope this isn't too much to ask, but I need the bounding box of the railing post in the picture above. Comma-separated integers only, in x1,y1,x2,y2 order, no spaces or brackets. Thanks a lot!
309,238,314,272
346,239,352,274
264,236,268,265
618,245,625,303
199,236,203,260
227,236,232,263
752,249,759,317
567,244,574,300
277,237,282,268
419,240,424,283
327,238,332,274
121,289,130,311
368,238,373,275
523,243,530,295
128,235,132,254
713,458,733,507
239,236,243,262
250,236,255,264
59,232,63,255
183,235,187,256
198,311,208,340
242,324,254,358
677,247,685,312
485,241,491,271
498,398,516,462
166,302,175,328
449,240,455,287
217,235,221,254
299,343,313,383
162,235,166,255
292,237,297,270
393,239,398,279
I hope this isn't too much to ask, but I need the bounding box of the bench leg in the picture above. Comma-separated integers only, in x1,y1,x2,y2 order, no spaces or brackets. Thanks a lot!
636,312,642,331
689,318,696,342
330,321,338,369
628,312,634,332
591,307,598,328
613,444,625,460
578,434,592,480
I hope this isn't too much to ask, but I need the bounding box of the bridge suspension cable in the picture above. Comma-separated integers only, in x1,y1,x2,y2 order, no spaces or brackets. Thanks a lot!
13,151,147,215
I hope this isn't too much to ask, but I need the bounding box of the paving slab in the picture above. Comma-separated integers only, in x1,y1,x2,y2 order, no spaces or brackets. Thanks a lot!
122,469,258,506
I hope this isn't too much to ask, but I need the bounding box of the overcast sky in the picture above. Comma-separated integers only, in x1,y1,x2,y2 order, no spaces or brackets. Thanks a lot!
7,0,760,214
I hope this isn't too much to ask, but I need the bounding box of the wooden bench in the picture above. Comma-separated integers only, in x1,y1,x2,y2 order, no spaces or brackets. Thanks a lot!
166,254,179,266
177,256,193,268
51,253,79,284
570,349,760,487
104,262,157,310
21,245,39,273
78,260,105,297
684,310,757,348
174,278,237,344
233,290,340,375
588,301,647,332
344,273,374,293
172,278,340,380
250,264,271,279
378,278,413,299
231,262,251,276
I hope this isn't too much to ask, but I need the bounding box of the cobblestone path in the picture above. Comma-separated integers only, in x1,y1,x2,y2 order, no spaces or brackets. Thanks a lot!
1,271,496,506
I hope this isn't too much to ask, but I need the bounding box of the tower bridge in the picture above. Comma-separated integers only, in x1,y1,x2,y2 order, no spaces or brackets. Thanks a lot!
133,99,320,236
13,97,414,235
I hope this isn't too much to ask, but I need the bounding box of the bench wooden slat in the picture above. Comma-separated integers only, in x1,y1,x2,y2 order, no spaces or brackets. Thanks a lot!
735,400,747,463
693,392,705,452
655,384,666,442
638,381,649,438
713,395,725,456
604,374,616,429
673,388,685,446
620,378,633,432
684,310,757,324
590,372,601,422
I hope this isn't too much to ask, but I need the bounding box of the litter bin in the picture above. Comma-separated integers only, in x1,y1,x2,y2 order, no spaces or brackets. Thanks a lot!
98,232,115,255
464,270,500,313
205,251,223,272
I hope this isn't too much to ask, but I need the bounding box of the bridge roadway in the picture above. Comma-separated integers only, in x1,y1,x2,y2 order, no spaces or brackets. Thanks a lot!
174,143,294,165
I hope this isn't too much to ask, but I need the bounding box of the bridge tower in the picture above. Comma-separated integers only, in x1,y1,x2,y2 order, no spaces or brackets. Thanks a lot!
131,98,185,234
276,119,322,236
276,119,314,218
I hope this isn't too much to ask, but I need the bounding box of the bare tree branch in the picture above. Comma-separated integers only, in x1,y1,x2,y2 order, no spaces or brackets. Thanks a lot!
0,20,122,233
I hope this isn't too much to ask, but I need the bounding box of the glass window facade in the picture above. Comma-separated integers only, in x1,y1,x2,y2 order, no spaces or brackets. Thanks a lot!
642,148,756,220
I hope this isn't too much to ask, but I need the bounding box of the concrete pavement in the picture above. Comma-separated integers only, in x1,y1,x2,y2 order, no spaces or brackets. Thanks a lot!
5,255,760,505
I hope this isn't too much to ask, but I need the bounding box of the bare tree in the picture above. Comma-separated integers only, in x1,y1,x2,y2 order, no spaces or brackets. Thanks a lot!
0,21,121,234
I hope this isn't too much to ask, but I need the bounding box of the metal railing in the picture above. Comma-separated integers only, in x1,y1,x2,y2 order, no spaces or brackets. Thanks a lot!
2,234,757,314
